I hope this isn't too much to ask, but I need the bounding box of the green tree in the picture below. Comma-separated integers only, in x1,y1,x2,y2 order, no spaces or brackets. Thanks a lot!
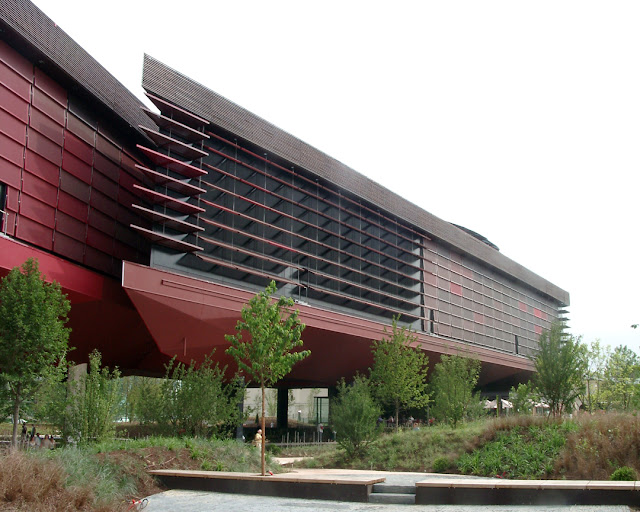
65,350,122,443
508,382,535,414
330,375,381,458
431,354,481,428
532,323,586,416
581,340,610,412
129,376,163,425
601,345,639,411
158,353,242,437
225,281,309,475
369,317,429,431
0,258,71,447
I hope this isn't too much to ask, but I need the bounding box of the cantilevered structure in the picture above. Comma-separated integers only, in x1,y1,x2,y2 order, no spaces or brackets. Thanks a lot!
0,0,568,394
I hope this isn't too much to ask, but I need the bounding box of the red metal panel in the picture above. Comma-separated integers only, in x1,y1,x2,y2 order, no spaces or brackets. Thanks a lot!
118,171,141,194
116,205,139,228
90,189,117,216
59,170,90,203
32,88,64,126
26,129,62,166
450,282,463,296
518,301,528,312
19,192,55,229
535,325,543,335
0,157,22,189
114,240,139,262
83,245,113,274
0,61,31,102
0,111,24,150
29,106,64,146
34,68,67,107
116,189,137,212
88,208,116,237
91,169,119,199
6,186,19,212
53,232,84,263
95,134,121,164
474,312,484,324
56,210,87,241
62,150,92,184
86,226,114,254
120,152,140,175
22,170,58,207
57,190,88,222
3,210,16,236
15,215,53,250
0,41,32,80
63,132,93,165
25,149,59,186
66,113,95,146
94,152,119,182
0,84,29,123
0,130,24,166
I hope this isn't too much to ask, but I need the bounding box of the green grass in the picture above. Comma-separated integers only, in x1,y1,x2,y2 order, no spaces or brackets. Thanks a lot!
456,421,578,478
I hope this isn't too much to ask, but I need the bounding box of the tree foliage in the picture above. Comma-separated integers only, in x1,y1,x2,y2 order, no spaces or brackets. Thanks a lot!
580,339,610,412
369,318,429,429
225,281,309,475
330,375,381,458
157,353,242,438
64,350,121,443
508,382,536,415
532,323,586,416
431,354,481,428
601,345,640,411
0,258,71,446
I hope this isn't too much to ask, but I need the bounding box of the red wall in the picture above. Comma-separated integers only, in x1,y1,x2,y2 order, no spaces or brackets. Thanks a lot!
0,40,149,277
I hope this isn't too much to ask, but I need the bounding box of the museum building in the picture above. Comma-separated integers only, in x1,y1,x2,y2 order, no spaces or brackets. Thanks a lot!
0,0,568,394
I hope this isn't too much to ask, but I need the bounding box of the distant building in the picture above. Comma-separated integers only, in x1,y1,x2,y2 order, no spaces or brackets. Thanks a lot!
0,1,568,405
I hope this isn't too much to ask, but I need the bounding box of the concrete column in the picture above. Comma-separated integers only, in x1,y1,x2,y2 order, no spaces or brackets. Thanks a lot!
277,387,289,429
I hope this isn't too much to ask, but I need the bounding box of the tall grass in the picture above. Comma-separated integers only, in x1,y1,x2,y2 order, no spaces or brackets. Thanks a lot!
556,413,640,480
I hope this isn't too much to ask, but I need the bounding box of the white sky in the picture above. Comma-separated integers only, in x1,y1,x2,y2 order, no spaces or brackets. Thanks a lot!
31,0,640,353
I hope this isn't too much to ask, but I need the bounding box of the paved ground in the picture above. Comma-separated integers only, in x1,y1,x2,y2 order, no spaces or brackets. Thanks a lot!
144,489,630,512
143,468,632,512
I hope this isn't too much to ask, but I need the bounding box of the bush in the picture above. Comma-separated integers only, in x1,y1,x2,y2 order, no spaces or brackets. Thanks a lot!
432,457,450,473
611,466,637,481
331,375,381,458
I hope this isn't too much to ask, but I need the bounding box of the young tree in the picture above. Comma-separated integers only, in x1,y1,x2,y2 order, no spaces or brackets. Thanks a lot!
601,345,640,411
508,382,536,414
431,354,481,428
225,281,309,475
65,350,122,443
369,317,430,431
0,258,71,447
532,323,586,416
158,353,242,437
580,340,610,412
330,375,381,458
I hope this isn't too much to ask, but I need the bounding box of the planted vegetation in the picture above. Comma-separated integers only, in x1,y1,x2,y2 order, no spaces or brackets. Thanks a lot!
0,437,279,511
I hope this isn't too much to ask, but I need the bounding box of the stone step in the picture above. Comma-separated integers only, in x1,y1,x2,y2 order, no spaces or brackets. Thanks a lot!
369,492,416,505
372,483,416,495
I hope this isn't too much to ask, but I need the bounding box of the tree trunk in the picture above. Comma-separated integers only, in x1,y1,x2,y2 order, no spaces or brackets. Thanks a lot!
11,383,21,448
261,384,266,476
395,403,399,433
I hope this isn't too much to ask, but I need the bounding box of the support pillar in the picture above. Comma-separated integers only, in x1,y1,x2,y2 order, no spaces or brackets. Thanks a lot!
277,387,289,429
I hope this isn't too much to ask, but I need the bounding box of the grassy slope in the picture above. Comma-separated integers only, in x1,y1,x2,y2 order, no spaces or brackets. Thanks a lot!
0,437,280,511
283,413,640,480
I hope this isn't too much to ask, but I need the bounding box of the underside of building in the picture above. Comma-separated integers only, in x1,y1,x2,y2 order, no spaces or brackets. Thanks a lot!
0,0,569,395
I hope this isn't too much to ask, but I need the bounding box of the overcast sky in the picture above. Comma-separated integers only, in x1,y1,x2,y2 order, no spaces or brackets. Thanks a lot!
31,0,640,353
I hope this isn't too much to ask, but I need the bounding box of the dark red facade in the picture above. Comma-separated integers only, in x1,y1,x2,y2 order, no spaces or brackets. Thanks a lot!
0,0,569,390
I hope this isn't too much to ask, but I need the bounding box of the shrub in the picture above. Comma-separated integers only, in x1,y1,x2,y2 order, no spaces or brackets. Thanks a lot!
432,457,450,473
611,466,637,481
331,375,381,458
